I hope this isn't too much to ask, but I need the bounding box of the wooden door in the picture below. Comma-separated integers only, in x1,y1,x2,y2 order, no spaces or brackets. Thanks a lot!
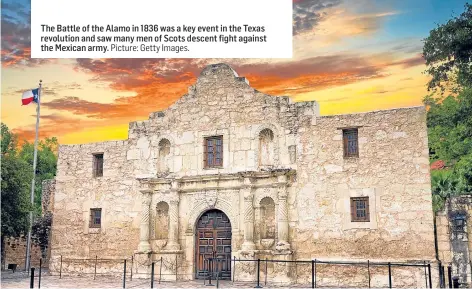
195,209,232,279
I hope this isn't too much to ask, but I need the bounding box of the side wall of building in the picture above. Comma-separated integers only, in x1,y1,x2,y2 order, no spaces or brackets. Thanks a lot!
49,140,140,273
293,107,435,261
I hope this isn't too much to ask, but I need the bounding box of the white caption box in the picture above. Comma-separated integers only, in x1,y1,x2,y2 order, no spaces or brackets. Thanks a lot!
31,0,292,59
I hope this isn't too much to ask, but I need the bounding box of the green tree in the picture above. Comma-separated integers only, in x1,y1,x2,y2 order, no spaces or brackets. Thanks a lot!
19,137,58,214
1,123,32,265
426,88,472,212
423,3,472,93
431,170,463,212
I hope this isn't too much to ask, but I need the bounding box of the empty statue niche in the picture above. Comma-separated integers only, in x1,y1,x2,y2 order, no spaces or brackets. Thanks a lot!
260,197,276,239
158,138,171,172
155,201,169,240
259,128,275,166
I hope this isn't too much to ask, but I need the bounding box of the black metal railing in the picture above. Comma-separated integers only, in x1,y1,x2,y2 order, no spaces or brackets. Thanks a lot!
27,255,468,288
224,257,433,289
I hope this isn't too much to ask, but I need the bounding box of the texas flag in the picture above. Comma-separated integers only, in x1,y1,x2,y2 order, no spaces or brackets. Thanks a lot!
22,88,40,105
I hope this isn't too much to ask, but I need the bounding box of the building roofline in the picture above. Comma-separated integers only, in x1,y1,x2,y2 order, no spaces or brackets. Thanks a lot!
318,105,425,118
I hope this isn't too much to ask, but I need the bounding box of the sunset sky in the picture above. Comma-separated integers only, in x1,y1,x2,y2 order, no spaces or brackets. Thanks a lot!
1,0,468,145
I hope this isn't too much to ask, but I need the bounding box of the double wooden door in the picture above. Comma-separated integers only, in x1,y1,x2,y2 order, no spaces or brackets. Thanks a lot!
195,209,232,279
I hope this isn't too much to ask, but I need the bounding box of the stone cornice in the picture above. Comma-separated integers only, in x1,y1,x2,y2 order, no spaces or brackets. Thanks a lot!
136,169,296,193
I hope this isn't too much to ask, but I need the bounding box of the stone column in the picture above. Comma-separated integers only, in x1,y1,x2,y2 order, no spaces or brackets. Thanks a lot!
276,174,290,250
165,181,181,250
273,174,292,285
138,191,152,252
242,177,256,251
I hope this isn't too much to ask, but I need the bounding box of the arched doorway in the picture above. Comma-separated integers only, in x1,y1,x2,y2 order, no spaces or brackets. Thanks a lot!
195,209,232,279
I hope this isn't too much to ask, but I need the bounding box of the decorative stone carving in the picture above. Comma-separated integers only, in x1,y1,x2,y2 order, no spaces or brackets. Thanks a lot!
276,175,290,252
204,190,218,208
138,191,152,252
260,238,275,249
236,250,257,282
186,191,238,233
165,192,180,250
288,145,296,164
241,177,256,250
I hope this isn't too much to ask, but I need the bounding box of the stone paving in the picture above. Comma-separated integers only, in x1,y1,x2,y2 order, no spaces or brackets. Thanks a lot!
1,270,316,288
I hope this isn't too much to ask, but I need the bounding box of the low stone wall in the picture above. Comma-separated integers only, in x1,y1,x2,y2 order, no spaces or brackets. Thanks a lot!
232,259,435,288
3,236,45,270
48,255,128,277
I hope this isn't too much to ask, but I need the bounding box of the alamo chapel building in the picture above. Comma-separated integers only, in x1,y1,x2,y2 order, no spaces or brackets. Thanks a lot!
48,63,436,286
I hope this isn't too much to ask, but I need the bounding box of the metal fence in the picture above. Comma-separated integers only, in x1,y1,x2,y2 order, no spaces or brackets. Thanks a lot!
22,255,449,289
228,258,433,288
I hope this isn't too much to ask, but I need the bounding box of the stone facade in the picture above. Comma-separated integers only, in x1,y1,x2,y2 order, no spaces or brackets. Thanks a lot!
436,196,472,286
49,63,436,286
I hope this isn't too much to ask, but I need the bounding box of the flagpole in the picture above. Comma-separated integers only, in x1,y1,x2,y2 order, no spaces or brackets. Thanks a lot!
25,80,42,272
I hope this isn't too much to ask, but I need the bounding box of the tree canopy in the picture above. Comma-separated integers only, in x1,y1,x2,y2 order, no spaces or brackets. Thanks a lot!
0,123,58,239
423,3,472,93
1,124,31,238
423,3,472,212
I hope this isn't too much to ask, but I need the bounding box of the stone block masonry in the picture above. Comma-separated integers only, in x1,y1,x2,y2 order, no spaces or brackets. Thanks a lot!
48,63,437,287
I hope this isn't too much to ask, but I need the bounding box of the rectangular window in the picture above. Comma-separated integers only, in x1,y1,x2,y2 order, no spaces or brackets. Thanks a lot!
343,129,359,158
89,208,102,228
204,136,223,168
350,197,369,222
93,153,104,177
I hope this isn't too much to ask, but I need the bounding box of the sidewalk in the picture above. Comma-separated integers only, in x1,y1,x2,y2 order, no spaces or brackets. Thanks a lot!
1,271,304,288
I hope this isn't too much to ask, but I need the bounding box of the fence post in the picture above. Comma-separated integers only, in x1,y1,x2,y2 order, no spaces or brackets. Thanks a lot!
39,258,42,289
388,262,392,289
59,255,62,279
438,260,444,288
159,256,163,284
30,267,35,289
367,260,370,288
314,259,317,288
123,259,126,289
207,258,213,286
264,258,268,286
442,265,446,288
311,260,314,289
94,255,97,280
216,259,220,289
130,255,133,281
448,265,452,288
255,258,262,288
424,261,428,288
428,263,432,289
151,262,155,289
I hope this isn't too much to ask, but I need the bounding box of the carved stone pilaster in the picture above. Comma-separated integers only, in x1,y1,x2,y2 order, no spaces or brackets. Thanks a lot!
138,191,152,252
241,177,256,250
276,174,290,252
165,181,181,250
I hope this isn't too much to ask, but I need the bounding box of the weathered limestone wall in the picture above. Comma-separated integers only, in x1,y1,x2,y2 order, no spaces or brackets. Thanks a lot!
49,63,436,286
293,107,435,261
42,179,56,214
49,140,140,273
